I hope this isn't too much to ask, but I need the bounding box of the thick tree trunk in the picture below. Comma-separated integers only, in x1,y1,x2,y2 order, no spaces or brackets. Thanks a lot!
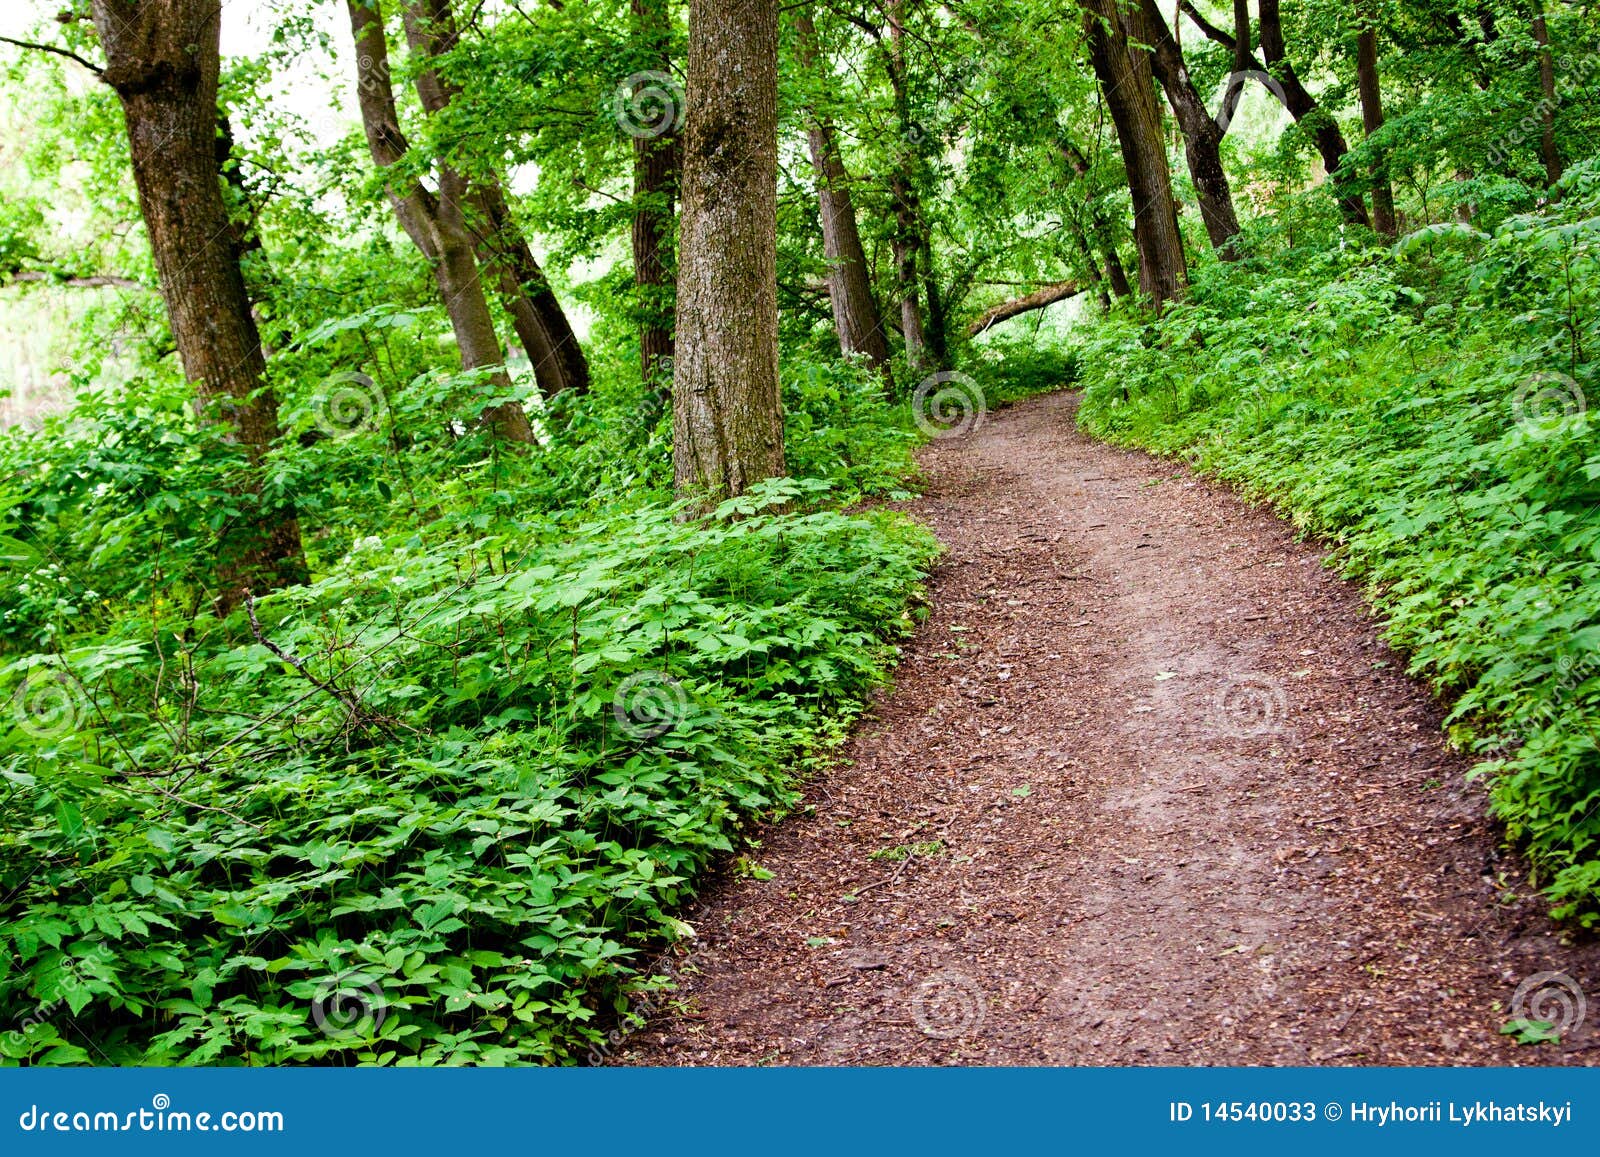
631,0,678,391
403,0,589,401
793,8,890,374
1356,26,1397,237
1137,0,1243,255
90,0,305,607
672,0,785,505
1531,2,1564,187
1080,0,1187,308
347,0,533,443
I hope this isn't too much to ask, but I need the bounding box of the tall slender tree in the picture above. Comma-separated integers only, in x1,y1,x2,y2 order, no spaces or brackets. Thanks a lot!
1080,0,1188,307
1531,0,1564,187
402,0,590,401
629,0,679,392
1179,0,1371,227
885,0,932,370
1356,20,1397,237
345,0,534,443
672,0,785,505
794,7,891,375
1136,0,1243,255
89,0,306,607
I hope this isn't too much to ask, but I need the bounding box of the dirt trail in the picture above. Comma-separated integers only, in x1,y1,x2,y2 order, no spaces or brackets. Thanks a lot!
622,390,1599,1066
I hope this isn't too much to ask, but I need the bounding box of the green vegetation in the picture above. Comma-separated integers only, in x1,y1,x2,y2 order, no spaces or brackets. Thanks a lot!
1077,161,1600,918
0,0,1597,1068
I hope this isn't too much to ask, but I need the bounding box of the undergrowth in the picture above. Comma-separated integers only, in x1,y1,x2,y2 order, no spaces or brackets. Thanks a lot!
1076,161,1600,919
0,351,946,1064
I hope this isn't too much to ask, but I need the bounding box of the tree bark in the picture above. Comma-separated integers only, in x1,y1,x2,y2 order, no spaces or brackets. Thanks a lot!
630,0,678,391
1080,0,1187,308
969,282,1084,337
793,8,891,374
886,0,930,371
1185,0,1370,227
672,0,785,505
1356,25,1397,237
1136,0,1243,255
1531,2,1564,187
89,0,306,607
346,0,533,443
402,0,589,401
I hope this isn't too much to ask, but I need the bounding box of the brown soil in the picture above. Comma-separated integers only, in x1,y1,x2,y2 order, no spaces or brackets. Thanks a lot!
620,389,1600,1066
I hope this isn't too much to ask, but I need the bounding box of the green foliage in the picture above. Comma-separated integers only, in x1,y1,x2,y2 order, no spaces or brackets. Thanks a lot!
0,367,938,1062
1077,160,1600,917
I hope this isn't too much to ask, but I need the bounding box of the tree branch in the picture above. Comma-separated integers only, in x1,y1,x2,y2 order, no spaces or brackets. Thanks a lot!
0,34,103,76
968,282,1083,336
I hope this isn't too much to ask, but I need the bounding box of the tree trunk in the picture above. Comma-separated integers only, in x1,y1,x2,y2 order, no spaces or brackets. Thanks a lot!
1080,0,1187,308
793,8,891,374
402,0,589,402
347,0,533,443
90,0,306,608
1532,2,1564,187
1184,0,1370,227
672,0,785,505
1356,25,1397,237
1256,0,1370,227
630,0,678,392
1137,0,1243,255
920,234,949,366
887,0,930,371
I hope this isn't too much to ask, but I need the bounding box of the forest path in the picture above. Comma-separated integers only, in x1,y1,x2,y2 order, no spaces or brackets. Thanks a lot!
622,389,1598,1066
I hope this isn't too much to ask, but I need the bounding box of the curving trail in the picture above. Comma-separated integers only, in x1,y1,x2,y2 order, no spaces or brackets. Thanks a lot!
622,390,1599,1066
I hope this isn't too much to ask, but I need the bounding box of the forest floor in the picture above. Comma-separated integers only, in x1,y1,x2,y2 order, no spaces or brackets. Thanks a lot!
620,389,1600,1066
